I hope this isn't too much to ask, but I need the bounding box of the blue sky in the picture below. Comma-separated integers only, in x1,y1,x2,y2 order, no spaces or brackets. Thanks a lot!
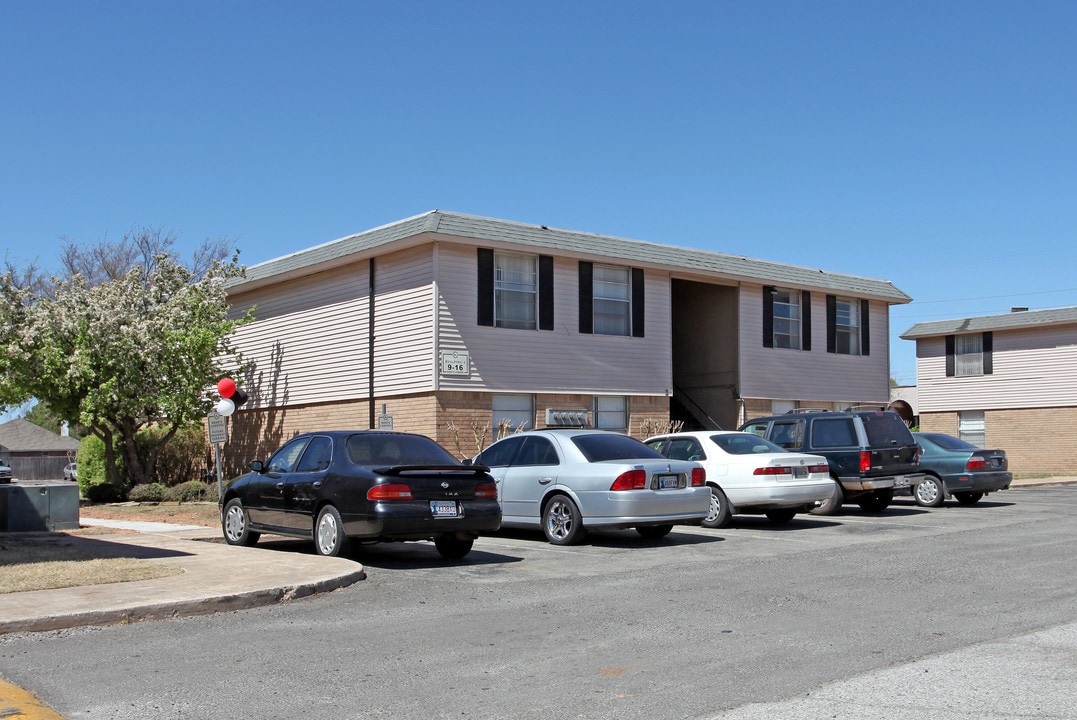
3,0,1076,389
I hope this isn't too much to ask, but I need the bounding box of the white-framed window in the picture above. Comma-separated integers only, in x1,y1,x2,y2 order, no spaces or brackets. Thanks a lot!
956,333,983,376
772,289,801,349
492,393,534,434
594,396,627,431
494,252,537,330
593,265,631,336
834,297,860,355
959,410,985,447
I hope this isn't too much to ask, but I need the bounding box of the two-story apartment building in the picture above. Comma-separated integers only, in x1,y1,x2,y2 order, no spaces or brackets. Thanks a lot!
901,306,1077,473
222,211,912,465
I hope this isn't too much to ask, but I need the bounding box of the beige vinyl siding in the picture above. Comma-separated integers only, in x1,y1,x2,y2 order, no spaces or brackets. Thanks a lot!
738,284,891,402
916,325,1077,411
434,244,672,394
228,264,370,408
372,246,436,396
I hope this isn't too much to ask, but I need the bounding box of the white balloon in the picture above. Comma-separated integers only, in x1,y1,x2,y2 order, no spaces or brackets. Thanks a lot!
215,398,236,417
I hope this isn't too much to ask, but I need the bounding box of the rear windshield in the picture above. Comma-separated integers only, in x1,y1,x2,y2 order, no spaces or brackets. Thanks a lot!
571,434,664,462
711,433,785,455
345,434,458,466
922,434,977,450
861,413,914,446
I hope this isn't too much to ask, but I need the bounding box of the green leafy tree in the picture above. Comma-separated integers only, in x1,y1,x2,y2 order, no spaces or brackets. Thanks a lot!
0,228,251,489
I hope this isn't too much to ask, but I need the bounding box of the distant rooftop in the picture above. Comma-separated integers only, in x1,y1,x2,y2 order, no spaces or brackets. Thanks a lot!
901,306,1077,339
0,418,80,452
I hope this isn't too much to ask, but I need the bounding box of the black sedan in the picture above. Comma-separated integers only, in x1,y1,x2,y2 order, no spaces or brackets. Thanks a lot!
908,432,1012,507
220,431,501,559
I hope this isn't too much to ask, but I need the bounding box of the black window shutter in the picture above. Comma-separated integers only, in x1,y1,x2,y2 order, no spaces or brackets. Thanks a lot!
983,331,993,374
826,295,837,353
477,248,494,327
631,268,645,338
578,261,593,334
538,255,554,331
945,335,956,377
860,299,870,356
762,286,775,348
801,291,812,351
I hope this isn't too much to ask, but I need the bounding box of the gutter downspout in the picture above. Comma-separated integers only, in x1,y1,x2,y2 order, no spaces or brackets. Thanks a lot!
368,257,376,429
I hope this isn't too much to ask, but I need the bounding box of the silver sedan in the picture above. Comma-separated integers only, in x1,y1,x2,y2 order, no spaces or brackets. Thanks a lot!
473,429,709,545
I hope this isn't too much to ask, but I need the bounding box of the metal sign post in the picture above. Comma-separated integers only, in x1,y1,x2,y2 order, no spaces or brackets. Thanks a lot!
207,410,229,499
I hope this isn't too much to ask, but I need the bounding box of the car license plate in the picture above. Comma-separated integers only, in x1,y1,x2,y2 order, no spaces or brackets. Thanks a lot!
893,475,909,488
430,501,459,517
794,466,808,478
657,474,680,490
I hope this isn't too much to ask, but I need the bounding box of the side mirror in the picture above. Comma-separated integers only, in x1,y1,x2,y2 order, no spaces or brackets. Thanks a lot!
249,460,266,473
461,458,473,466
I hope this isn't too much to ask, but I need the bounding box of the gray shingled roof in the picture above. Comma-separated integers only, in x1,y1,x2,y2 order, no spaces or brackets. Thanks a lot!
0,418,81,452
231,210,912,302
901,306,1077,339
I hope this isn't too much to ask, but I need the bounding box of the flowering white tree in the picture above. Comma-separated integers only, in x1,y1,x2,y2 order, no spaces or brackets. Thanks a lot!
0,229,251,488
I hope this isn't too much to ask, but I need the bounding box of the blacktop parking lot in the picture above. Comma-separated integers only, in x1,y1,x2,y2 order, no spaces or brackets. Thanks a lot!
2,476,1075,719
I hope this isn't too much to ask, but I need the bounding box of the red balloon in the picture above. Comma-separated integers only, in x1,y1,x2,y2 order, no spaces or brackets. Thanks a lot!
217,378,237,398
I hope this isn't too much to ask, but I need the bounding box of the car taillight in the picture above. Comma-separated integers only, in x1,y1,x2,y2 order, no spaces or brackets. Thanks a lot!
859,451,871,473
691,467,706,486
966,456,987,471
753,466,791,476
474,481,498,499
367,483,414,500
610,469,647,491
808,463,829,473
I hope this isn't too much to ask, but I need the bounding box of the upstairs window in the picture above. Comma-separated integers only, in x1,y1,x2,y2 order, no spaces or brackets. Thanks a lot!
494,252,537,329
827,295,870,356
763,286,811,350
593,265,631,336
579,262,645,337
834,297,860,355
477,249,553,330
945,332,993,377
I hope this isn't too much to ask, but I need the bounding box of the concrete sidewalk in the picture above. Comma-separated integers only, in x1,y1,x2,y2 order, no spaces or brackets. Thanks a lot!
0,523,366,635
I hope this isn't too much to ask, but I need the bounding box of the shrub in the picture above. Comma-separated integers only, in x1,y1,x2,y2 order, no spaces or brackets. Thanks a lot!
138,426,211,487
164,480,215,503
77,435,128,502
128,483,168,502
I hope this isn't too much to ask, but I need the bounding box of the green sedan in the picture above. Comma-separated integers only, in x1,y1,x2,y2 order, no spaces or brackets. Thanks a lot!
909,432,1012,507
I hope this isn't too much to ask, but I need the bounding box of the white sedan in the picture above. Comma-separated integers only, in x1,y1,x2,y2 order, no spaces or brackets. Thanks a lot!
473,429,710,545
645,431,834,528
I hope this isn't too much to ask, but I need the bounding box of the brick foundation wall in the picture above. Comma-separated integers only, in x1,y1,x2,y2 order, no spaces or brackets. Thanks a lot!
218,391,673,469
920,408,1077,474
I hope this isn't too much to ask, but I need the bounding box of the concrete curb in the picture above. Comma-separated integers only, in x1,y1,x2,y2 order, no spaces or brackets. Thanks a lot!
0,567,368,635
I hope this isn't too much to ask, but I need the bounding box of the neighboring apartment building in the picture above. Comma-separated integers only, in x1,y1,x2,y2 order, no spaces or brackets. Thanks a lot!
222,211,911,466
901,306,1077,473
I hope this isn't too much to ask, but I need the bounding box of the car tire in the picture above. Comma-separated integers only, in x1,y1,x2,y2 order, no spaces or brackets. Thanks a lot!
543,495,585,545
434,534,475,560
857,489,893,513
765,509,797,524
914,475,946,507
314,505,349,557
636,524,673,539
701,486,732,528
810,481,844,516
954,491,984,506
222,498,260,547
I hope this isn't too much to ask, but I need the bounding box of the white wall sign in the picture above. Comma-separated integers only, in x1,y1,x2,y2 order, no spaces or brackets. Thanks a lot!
440,350,470,376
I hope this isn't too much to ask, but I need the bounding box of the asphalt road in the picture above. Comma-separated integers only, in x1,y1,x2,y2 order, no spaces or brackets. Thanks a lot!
2,486,1075,720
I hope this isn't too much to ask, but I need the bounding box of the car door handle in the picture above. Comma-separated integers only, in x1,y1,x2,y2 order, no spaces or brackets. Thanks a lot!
538,477,553,484
313,481,322,488
275,482,285,490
